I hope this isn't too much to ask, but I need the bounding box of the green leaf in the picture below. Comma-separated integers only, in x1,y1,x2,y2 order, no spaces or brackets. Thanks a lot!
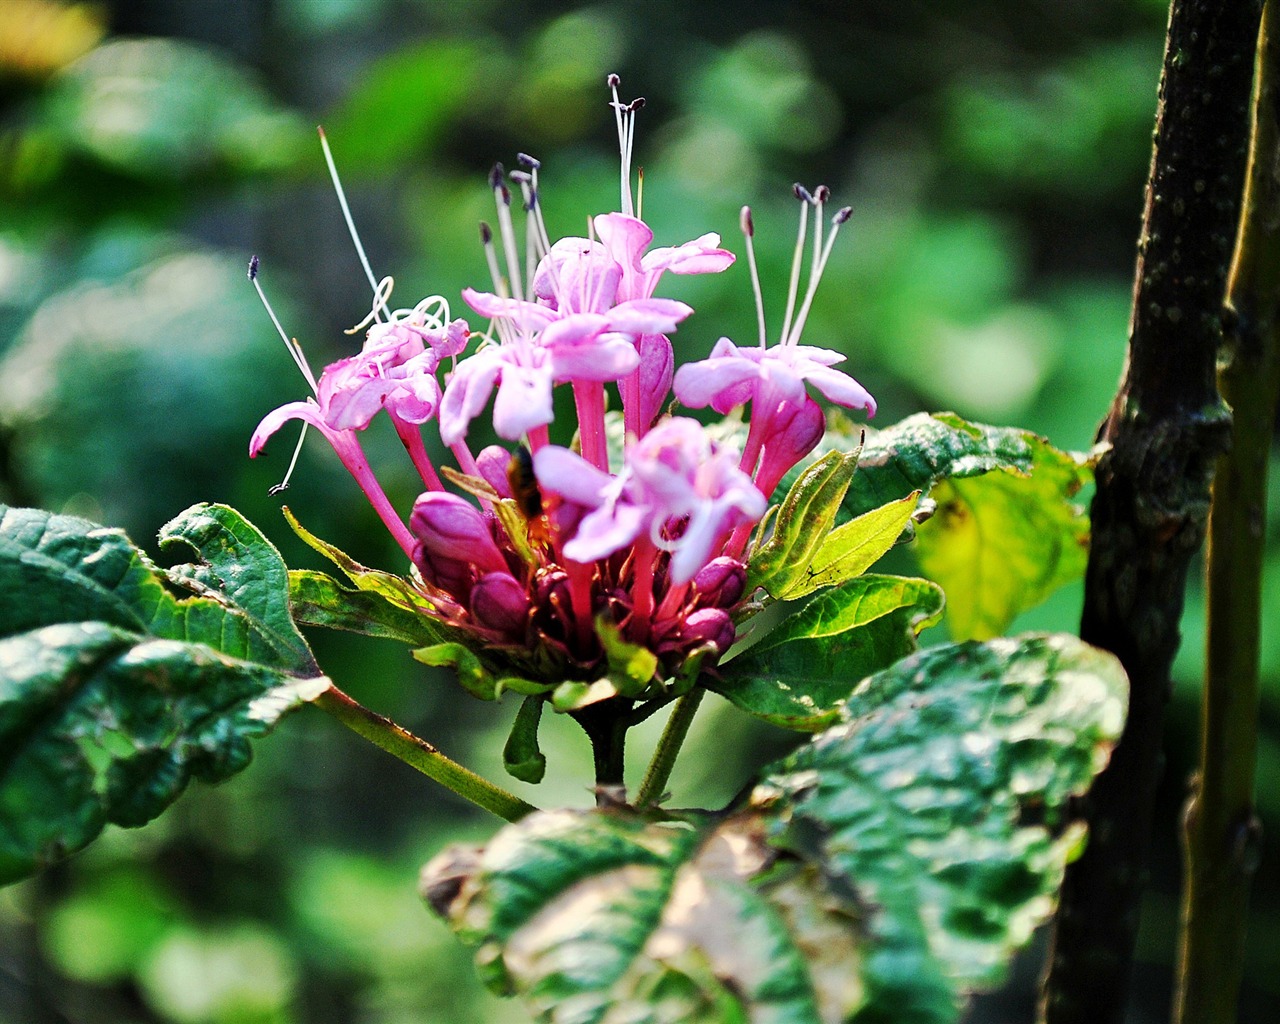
425,633,1127,1024
160,503,316,673
284,506,444,622
0,505,327,883
288,569,451,646
786,492,921,600
913,447,1091,640
748,450,861,599
836,412,1045,517
761,634,1127,1020
712,575,944,731
503,696,547,784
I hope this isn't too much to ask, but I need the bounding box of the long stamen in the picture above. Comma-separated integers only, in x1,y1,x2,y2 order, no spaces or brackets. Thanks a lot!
608,74,630,214
786,205,852,346
318,126,386,321
739,207,768,349
248,256,318,393
636,166,644,221
779,184,811,346
491,165,525,302
511,170,538,287
810,185,829,293
624,97,644,217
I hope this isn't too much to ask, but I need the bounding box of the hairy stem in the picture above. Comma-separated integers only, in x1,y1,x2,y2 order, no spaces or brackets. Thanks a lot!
636,688,705,808
1174,5,1280,1020
1039,3,1260,1022
574,698,632,791
313,684,537,822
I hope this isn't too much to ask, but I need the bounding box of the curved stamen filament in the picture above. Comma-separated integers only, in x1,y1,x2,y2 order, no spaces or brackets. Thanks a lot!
318,126,387,322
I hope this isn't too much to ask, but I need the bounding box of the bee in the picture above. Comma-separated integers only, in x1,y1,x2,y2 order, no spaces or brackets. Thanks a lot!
507,445,551,546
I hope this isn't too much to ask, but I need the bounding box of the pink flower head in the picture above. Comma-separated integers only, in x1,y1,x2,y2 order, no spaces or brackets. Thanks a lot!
534,416,766,585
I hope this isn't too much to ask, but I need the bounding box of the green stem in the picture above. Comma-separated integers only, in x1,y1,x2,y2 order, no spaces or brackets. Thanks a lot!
1174,5,1280,1021
313,684,537,823
636,688,705,808
573,698,632,790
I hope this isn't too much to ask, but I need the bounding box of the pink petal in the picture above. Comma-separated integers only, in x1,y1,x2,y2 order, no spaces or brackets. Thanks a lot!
563,502,649,563
801,365,877,415
593,213,653,272
532,446,614,506
461,288,556,332
641,233,736,275
439,349,503,445
491,363,554,439
539,312,609,349
550,334,640,381
250,399,335,456
607,298,693,335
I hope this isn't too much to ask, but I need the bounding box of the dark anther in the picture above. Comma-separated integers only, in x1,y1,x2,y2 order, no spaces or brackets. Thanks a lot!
248,254,260,280
489,163,505,189
740,206,754,237
814,185,831,203
793,183,813,203
517,152,541,169
833,206,853,225
629,97,646,112
607,73,620,87
479,222,493,244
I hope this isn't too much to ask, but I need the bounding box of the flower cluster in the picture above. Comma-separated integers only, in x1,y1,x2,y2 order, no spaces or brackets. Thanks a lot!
251,76,875,690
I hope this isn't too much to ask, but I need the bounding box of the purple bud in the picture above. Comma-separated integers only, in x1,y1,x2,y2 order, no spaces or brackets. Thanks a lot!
410,493,507,574
248,254,259,280
476,445,515,498
739,206,754,237
636,332,674,434
470,572,529,635
680,608,736,654
692,557,747,609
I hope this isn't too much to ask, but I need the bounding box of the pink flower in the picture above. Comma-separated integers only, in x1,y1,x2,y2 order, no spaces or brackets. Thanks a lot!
593,213,735,304
533,417,766,585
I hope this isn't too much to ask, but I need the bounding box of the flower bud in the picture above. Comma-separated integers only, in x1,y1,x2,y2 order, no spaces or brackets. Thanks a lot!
410,492,507,575
470,572,530,636
476,445,515,498
679,608,735,654
691,557,747,609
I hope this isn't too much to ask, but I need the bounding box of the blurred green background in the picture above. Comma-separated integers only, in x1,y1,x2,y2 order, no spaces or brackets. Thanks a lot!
0,1,1275,1021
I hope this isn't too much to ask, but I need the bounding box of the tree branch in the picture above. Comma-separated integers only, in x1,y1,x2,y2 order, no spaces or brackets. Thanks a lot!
1039,3,1261,1022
